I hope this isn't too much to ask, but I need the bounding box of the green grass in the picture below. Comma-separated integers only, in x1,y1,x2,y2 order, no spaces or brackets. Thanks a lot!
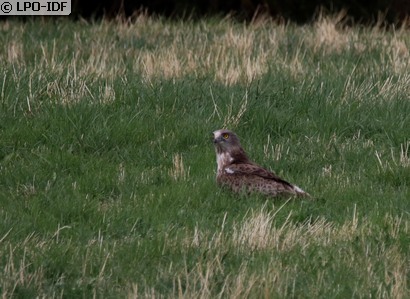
0,16,409,298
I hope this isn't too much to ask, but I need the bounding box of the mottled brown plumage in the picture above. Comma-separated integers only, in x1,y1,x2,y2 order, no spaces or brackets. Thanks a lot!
212,129,309,197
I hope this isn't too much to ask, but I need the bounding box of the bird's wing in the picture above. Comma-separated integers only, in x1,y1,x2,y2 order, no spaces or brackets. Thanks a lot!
225,163,294,188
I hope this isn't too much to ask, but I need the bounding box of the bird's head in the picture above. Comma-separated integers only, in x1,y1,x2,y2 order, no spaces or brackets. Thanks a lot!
212,129,242,153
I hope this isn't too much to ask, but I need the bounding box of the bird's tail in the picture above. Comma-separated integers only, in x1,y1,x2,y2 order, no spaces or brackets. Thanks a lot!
293,185,311,197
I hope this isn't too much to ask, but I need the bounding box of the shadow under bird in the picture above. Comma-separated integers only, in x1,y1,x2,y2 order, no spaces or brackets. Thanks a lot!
212,129,310,198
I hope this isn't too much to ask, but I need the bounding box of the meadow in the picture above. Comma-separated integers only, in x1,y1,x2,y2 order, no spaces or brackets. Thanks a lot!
0,14,409,298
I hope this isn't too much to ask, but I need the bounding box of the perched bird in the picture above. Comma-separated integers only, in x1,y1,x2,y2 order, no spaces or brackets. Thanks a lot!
212,129,309,198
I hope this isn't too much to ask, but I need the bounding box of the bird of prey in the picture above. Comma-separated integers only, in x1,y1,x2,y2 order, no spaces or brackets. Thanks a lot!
212,129,309,197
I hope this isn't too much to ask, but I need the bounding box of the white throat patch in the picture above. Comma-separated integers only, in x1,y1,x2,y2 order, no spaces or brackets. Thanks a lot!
216,152,233,173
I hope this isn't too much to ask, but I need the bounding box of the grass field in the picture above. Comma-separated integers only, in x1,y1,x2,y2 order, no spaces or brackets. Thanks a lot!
0,14,409,298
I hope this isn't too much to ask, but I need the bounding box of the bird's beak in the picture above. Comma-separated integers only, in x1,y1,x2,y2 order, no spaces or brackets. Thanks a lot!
212,135,222,144
211,132,217,144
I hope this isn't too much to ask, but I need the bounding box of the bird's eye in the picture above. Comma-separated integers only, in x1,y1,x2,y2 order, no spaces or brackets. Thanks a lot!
223,133,229,139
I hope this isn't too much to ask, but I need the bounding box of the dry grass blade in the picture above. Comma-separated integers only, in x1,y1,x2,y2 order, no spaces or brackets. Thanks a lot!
169,153,190,181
